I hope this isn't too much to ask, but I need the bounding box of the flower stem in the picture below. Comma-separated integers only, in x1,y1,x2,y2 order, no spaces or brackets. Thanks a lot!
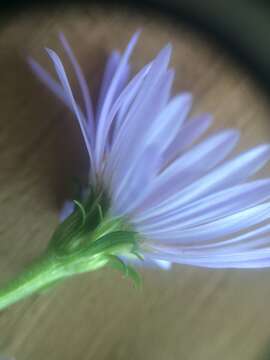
0,246,112,311
0,253,66,311
0,198,140,310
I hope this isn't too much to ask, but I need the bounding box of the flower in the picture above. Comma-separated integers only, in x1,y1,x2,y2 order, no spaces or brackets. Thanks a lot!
29,32,270,270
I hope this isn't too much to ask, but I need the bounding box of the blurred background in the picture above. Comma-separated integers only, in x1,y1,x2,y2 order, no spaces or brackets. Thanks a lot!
1,1,270,359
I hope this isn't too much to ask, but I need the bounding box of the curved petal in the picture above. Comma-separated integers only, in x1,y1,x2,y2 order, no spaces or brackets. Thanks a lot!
59,33,94,130
95,32,140,166
137,178,270,231
144,202,270,244
108,67,173,193
111,144,162,215
45,48,94,168
135,144,270,223
162,113,213,166
130,129,239,215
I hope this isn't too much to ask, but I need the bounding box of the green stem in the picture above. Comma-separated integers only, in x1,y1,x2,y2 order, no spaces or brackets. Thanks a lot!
0,253,66,311
0,199,139,310
0,250,110,311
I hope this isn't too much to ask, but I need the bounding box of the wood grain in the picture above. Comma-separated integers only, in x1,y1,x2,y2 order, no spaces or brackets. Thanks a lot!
0,5,270,360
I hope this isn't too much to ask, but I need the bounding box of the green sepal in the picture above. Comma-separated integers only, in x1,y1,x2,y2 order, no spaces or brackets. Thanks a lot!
108,255,142,289
125,265,142,289
49,190,110,253
73,200,87,226
107,255,128,276
0,188,145,310
83,230,139,258
131,250,144,262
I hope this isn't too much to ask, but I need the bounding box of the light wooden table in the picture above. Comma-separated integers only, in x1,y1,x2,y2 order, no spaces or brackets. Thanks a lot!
1,5,270,360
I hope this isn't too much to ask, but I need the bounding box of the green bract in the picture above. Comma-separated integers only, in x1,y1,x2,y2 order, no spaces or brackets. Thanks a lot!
0,190,143,310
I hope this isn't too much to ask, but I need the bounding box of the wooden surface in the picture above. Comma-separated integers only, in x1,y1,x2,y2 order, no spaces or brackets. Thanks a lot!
1,6,270,360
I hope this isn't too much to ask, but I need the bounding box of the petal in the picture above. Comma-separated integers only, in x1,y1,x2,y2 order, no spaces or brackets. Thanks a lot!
132,129,239,216
108,43,173,167
123,256,172,270
145,201,270,244
144,249,270,268
96,50,131,120
136,144,270,222
137,178,270,231
108,67,173,192
59,200,75,222
186,223,270,251
146,92,192,156
97,50,121,117
95,31,140,166
45,48,94,167
59,33,94,130
162,113,213,166
28,57,68,104
102,61,152,161
111,144,162,215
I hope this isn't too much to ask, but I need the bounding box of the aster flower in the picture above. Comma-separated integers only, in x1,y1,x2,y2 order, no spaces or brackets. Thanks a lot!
1,32,270,310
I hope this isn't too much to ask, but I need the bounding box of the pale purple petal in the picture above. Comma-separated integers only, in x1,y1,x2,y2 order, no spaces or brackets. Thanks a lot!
96,50,131,121
59,200,75,222
146,92,192,156
100,61,151,167
135,144,270,223
28,57,68,104
145,249,270,268
108,67,173,194
96,51,121,117
123,256,172,270
185,223,270,251
107,43,172,168
33,32,270,270
162,113,213,166
95,31,140,167
130,129,239,215
145,202,270,244
45,48,94,168
111,144,162,215
59,33,94,131
137,178,270,231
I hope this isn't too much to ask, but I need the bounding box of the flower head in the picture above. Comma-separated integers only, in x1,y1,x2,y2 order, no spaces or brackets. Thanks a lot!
30,32,270,270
